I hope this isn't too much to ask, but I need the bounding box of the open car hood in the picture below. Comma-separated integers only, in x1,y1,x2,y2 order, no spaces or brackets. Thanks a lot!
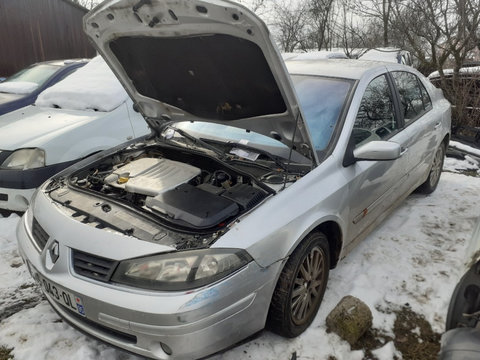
83,0,316,162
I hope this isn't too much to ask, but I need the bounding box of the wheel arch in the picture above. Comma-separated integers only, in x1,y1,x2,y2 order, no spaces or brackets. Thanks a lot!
284,220,344,270
309,221,343,269
442,133,450,148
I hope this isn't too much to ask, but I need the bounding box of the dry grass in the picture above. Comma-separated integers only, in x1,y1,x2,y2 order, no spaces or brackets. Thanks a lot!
0,346,13,360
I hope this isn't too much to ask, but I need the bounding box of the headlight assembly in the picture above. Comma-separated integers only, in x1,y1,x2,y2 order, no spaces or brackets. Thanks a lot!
112,249,252,291
0,148,45,170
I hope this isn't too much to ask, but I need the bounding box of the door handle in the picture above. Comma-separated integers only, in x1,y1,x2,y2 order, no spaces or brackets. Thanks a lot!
434,122,441,129
400,147,408,156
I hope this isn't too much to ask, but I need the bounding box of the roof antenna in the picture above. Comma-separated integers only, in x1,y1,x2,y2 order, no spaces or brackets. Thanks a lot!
282,110,301,190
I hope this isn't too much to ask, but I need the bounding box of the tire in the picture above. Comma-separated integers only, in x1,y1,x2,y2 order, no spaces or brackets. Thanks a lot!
417,142,445,194
267,232,330,338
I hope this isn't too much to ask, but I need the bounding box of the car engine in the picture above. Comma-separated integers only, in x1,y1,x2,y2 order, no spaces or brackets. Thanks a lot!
52,143,272,235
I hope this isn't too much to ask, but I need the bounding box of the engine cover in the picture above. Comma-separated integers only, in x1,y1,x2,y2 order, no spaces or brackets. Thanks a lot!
104,158,201,196
146,183,239,228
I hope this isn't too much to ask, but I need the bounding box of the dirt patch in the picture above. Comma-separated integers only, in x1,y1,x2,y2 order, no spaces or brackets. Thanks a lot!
352,328,395,359
0,346,14,360
393,306,441,360
350,305,440,360
0,293,44,322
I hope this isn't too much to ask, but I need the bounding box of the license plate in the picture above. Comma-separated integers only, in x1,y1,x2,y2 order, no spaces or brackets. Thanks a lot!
37,274,86,317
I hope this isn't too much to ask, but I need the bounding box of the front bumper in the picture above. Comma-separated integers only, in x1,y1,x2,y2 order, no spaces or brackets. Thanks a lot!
0,187,36,212
17,211,281,360
0,159,75,211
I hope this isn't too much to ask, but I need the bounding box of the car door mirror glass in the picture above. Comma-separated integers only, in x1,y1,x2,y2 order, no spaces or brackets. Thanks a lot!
353,140,401,161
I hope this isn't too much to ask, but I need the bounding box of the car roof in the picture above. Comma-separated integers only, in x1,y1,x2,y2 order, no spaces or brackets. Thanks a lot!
285,59,392,80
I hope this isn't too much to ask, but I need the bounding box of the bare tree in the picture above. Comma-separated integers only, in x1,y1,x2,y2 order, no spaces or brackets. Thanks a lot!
351,0,394,47
392,0,480,76
235,0,270,16
272,0,309,52
326,0,383,57
308,0,336,50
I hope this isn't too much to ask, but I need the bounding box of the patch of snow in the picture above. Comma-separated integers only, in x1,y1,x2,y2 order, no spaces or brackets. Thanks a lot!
444,155,479,174
0,214,27,289
429,66,480,79
359,48,403,63
35,56,128,112
0,303,140,360
0,169,479,359
0,81,38,95
450,141,480,157
411,326,421,336
371,341,402,360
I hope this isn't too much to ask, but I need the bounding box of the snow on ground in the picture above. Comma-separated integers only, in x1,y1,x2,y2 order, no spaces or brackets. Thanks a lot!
449,140,480,158
0,159,479,360
35,56,128,112
444,154,480,175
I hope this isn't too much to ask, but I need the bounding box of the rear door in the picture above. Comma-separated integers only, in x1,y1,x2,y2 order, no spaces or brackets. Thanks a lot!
389,70,441,185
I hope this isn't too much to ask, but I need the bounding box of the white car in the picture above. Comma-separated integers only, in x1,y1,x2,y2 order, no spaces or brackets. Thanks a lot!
0,56,149,211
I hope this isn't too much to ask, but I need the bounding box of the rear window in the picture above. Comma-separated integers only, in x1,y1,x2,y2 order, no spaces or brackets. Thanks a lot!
392,71,432,124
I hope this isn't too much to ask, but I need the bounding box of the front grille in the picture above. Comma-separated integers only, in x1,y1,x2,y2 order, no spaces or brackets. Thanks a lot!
32,217,49,250
72,250,118,282
67,309,137,344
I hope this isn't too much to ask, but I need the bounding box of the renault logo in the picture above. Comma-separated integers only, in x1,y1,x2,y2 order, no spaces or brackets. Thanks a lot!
49,241,60,263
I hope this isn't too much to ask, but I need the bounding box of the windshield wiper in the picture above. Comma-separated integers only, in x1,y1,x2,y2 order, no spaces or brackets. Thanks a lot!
202,138,288,171
166,126,227,159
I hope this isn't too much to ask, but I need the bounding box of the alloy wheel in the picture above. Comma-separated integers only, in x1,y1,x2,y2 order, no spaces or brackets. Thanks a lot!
291,246,326,325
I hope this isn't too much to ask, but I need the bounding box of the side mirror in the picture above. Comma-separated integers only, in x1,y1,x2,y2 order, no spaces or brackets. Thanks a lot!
353,140,401,161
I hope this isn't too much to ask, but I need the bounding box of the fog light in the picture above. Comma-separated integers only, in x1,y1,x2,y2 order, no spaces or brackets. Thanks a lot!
161,342,172,355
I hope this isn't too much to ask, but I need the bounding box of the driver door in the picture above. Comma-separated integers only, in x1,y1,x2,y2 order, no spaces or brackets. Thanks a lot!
343,73,413,249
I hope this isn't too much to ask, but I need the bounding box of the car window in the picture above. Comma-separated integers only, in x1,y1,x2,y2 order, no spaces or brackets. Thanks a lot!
3,64,60,86
291,75,353,151
392,71,432,124
352,74,398,148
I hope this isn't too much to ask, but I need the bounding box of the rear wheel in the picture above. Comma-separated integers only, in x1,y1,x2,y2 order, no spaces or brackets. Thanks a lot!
267,232,330,337
418,142,445,194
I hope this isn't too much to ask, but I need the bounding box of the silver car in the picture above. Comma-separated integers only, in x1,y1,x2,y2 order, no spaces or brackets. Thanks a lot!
17,0,451,359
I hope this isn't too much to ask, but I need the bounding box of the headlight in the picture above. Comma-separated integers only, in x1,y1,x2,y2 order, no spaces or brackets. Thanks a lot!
0,148,45,170
112,249,252,291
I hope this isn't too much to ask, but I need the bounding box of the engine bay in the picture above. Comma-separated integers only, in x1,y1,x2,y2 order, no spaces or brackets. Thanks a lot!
51,143,274,235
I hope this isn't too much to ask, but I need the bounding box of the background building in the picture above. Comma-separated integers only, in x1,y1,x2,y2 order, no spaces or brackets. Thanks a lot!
0,0,95,77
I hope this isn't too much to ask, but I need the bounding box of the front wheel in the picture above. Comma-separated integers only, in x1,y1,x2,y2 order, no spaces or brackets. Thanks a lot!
267,232,330,338
418,142,445,194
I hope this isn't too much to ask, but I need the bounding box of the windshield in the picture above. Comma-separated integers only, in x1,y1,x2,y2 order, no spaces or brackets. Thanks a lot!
4,64,60,86
290,75,353,151
175,75,352,158
0,64,60,95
